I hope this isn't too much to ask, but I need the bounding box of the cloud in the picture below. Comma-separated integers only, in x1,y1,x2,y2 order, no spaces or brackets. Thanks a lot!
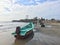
13,0,57,6
0,0,60,21
14,0,37,5
36,0,47,3
4,7,11,12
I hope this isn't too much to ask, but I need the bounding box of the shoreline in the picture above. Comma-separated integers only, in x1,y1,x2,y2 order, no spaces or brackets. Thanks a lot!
0,22,60,45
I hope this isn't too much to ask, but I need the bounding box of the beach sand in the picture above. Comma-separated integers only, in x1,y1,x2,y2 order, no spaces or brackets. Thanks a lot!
0,30,15,45
36,23,60,37
0,23,60,45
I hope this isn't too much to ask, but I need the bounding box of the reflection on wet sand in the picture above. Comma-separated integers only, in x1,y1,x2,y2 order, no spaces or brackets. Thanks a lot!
0,27,60,45
13,32,34,45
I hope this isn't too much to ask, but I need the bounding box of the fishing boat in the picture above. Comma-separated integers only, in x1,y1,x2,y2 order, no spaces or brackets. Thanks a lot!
12,22,34,39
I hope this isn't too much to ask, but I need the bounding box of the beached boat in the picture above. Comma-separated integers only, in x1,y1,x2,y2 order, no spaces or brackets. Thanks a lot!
12,22,34,39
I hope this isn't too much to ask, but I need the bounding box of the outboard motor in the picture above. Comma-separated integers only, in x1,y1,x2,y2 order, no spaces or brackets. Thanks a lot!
16,26,20,35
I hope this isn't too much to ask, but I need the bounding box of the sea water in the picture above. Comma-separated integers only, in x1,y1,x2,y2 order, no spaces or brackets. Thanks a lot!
0,21,27,32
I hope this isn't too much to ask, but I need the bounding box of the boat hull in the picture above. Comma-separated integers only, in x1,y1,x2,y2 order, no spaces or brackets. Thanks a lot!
14,30,33,39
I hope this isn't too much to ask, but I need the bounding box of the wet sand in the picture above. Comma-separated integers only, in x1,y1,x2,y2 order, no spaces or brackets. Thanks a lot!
0,23,60,45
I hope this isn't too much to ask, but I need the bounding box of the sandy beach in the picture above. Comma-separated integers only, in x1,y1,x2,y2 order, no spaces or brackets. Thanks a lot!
0,22,60,45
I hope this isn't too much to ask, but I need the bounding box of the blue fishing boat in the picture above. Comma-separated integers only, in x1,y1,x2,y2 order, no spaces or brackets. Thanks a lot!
12,22,34,39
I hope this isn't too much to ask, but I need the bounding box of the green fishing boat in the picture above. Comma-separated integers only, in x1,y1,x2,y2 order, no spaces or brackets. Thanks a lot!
12,22,34,39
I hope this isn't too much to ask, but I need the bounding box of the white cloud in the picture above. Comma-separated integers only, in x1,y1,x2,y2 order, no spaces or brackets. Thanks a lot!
0,0,60,21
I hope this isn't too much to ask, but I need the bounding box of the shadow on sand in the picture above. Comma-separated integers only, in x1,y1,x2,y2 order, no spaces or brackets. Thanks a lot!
13,32,34,45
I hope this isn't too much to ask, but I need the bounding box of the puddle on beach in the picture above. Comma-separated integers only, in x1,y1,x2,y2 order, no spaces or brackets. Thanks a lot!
11,30,60,45
42,24,52,28
0,29,41,45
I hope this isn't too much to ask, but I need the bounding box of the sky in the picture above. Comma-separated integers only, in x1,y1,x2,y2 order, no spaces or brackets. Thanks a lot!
0,0,60,21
